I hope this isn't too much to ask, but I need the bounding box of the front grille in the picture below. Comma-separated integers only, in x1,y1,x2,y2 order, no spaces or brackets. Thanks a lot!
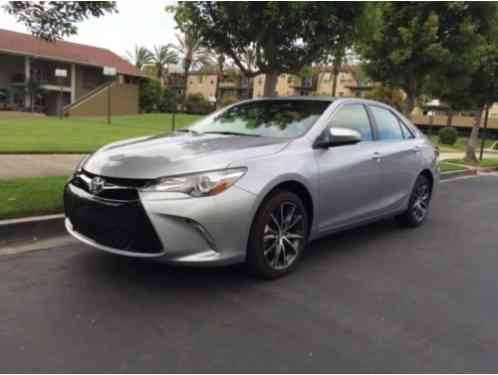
64,184,163,254
71,170,152,201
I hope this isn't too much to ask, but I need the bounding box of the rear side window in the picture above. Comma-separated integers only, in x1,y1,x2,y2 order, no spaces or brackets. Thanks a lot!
399,119,415,139
331,104,373,141
370,106,404,141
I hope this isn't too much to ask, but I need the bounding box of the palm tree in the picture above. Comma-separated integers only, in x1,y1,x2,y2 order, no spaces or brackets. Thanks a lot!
174,30,210,102
151,45,178,86
126,45,153,70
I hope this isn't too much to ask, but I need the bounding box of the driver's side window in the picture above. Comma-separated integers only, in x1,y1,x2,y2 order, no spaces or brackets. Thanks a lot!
330,104,373,141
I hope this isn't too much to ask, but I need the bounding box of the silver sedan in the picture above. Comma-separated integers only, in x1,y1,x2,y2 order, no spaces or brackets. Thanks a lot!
64,97,439,278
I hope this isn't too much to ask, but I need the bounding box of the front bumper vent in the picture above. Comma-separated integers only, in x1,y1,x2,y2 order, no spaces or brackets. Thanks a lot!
64,183,163,254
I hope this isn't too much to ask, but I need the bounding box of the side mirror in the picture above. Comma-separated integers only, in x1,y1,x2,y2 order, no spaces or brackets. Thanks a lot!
313,128,362,149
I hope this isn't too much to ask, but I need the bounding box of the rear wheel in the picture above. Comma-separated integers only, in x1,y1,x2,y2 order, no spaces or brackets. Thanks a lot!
396,174,432,227
247,191,308,279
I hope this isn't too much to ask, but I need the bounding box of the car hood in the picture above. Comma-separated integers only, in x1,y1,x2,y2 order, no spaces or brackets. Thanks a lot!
83,133,289,179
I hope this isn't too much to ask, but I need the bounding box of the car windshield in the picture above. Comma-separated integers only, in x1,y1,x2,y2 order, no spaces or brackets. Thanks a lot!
187,100,331,138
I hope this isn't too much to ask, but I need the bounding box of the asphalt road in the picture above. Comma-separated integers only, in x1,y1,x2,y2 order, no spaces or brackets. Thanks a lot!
1,175,498,372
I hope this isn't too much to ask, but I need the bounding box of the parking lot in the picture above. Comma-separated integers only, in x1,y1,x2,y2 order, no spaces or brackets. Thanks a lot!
1,175,498,372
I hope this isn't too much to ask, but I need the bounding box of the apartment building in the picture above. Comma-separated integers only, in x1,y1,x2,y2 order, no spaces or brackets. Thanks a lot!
176,65,362,102
0,29,144,116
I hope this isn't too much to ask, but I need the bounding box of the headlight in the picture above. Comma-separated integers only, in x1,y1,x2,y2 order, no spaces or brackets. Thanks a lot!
141,168,247,197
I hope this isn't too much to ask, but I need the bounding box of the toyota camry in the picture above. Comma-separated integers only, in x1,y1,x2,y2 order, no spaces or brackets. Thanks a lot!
64,97,438,278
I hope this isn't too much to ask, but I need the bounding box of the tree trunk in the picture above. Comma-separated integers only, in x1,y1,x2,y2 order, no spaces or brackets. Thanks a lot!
182,59,191,108
446,109,453,127
248,77,254,99
464,106,484,164
263,72,279,97
331,65,339,97
404,92,416,119
404,79,417,119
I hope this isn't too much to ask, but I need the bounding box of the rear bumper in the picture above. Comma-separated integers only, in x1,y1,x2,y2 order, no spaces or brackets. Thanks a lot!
64,182,257,266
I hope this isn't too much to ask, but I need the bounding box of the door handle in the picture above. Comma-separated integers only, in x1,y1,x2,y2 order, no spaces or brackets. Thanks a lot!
413,145,422,153
372,152,382,162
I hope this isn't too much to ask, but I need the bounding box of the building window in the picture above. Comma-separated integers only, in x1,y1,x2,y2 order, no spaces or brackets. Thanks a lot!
339,92,344,96
211,80,214,85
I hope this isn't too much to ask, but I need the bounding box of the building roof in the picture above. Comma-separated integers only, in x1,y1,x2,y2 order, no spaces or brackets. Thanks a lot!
0,29,145,77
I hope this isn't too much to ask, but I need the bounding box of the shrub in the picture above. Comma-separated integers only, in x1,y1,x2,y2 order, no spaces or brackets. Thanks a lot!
218,95,240,108
159,87,178,113
184,94,214,115
139,78,162,113
438,126,458,145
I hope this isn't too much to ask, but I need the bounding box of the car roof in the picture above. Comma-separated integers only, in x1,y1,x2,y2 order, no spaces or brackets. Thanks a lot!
247,96,388,107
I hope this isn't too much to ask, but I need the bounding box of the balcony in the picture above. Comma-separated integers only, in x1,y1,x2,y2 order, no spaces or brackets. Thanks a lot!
290,77,317,91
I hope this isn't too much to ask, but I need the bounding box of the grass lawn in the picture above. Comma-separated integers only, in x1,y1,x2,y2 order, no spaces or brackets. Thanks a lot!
0,176,68,220
444,157,498,168
439,162,468,173
0,113,202,154
429,135,496,153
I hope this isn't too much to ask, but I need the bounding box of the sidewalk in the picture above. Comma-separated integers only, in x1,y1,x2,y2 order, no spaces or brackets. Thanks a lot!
439,150,498,161
0,154,86,178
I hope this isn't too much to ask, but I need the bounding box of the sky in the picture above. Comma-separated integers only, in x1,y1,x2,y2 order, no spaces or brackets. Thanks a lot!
0,1,179,59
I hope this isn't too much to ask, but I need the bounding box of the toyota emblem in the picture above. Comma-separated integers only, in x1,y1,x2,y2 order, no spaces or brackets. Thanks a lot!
90,177,105,195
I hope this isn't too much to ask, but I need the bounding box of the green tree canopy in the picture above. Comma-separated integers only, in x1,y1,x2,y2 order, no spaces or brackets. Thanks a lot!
151,45,178,86
168,1,367,97
358,2,498,118
3,1,117,41
126,45,153,70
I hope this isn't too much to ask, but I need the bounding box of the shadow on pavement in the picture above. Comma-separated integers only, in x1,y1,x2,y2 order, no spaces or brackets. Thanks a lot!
74,217,401,294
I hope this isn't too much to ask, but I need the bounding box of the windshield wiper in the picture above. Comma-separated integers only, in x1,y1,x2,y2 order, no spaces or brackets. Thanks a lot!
201,131,261,137
176,128,200,135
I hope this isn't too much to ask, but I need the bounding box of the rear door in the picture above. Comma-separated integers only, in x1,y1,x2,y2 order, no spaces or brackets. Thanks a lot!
315,103,383,231
367,105,423,212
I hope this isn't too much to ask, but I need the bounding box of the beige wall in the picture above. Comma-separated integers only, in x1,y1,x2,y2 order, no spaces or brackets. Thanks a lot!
488,103,498,120
181,71,359,100
186,74,218,99
315,71,356,97
252,71,357,98
252,74,298,98
66,83,139,117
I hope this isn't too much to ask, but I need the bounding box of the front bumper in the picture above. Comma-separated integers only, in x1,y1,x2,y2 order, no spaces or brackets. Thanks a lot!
64,181,257,266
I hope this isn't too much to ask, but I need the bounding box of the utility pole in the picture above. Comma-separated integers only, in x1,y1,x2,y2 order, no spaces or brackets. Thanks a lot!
107,83,111,125
103,66,117,125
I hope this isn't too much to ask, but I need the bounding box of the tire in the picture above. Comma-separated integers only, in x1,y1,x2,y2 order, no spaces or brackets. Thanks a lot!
247,190,309,279
396,174,432,228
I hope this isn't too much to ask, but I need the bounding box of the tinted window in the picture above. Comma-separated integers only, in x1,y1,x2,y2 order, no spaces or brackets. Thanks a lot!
370,106,404,141
331,104,373,141
189,100,331,138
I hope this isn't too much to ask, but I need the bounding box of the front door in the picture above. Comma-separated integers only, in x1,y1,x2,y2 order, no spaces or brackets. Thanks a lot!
315,104,383,232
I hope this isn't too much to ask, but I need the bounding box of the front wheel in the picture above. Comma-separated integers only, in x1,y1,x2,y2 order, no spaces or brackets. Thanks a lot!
396,174,432,227
247,191,309,279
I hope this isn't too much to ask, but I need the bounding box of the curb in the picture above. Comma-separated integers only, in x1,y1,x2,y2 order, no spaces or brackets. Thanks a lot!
440,168,478,181
478,166,498,174
0,214,66,245
440,166,498,180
